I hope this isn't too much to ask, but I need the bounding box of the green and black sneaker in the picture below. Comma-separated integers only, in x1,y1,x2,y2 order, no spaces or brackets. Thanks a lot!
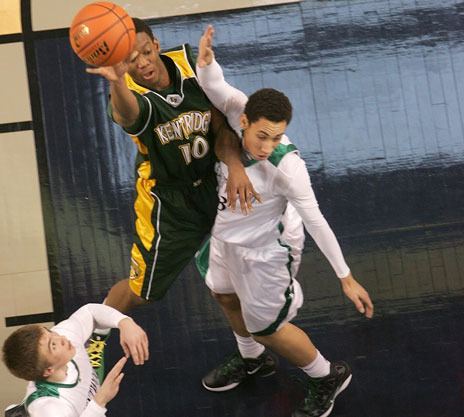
292,361,352,417
202,351,277,392
86,333,109,384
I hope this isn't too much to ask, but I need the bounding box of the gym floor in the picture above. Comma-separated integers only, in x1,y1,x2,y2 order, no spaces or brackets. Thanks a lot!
1,1,463,416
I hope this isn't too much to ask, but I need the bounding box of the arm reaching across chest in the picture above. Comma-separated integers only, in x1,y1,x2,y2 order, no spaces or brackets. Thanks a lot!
197,25,260,214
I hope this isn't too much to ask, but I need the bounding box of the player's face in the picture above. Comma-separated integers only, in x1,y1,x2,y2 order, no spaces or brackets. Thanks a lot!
127,32,164,88
240,115,287,160
38,328,76,373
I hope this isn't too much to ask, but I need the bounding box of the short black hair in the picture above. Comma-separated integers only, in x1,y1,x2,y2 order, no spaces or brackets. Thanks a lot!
244,88,292,125
132,17,155,41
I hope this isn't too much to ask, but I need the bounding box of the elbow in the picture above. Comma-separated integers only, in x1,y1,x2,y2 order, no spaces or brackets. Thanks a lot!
113,111,137,129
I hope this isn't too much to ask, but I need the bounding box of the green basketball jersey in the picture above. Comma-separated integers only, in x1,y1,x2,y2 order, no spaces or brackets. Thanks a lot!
124,44,217,185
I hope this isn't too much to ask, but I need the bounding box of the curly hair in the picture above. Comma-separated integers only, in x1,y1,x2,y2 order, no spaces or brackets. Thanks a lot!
244,88,292,125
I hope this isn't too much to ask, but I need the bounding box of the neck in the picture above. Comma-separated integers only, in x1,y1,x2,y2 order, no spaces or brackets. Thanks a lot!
44,363,68,383
155,62,171,90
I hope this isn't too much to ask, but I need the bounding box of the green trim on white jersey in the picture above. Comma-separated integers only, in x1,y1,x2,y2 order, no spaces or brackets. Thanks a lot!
25,360,80,408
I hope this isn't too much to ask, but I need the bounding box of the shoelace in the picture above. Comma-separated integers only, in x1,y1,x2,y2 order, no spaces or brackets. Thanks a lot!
301,375,338,408
218,354,245,376
86,339,106,368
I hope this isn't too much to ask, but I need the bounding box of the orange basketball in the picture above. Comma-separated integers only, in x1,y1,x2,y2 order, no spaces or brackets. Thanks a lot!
69,2,135,67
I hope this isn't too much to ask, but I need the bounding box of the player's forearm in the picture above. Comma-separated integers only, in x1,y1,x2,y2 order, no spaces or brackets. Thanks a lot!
109,79,139,127
284,159,350,278
55,303,129,343
84,303,129,330
214,127,242,167
211,107,242,167
301,212,350,278
197,59,247,121
197,59,228,112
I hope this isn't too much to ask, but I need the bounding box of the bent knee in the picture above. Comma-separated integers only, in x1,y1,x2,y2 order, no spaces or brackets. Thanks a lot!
211,291,241,310
252,333,273,346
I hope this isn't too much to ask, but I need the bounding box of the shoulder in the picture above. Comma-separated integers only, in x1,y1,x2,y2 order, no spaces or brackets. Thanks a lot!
267,142,299,168
27,395,71,417
162,44,196,78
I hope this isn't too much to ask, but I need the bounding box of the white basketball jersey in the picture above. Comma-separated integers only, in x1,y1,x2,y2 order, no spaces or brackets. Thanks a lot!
197,60,350,278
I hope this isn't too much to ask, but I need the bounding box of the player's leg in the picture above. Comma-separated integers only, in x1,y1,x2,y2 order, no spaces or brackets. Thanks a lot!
253,323,352,417
211,292,248,336
222,239,351,417
88,176,211,382
105,278,149,312
198,237,276,392
195,239,272,366
87,172,156,382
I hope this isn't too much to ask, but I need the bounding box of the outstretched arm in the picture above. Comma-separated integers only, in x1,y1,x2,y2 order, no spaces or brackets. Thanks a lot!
199,25,261,213
86,58,140,128
196,25,247,132
54,303,149,365
210,107,261,213
93,357,127,409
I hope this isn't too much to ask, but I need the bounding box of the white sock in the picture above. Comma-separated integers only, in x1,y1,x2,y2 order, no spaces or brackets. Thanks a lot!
300,350,331,378
234,332,265,359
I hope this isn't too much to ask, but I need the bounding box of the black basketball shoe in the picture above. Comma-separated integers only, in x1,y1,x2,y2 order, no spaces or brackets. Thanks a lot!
292,361,352,417
202,351,277,392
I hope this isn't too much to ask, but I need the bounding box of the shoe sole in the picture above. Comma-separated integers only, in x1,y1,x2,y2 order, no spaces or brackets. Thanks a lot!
202,379,241,392
318,374,352,417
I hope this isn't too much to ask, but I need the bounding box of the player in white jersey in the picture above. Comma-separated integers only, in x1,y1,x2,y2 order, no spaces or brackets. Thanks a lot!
195,26,374,417
2,304,148,417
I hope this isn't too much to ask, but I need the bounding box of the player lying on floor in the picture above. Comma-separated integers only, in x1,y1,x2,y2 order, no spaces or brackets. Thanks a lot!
2,303,148,417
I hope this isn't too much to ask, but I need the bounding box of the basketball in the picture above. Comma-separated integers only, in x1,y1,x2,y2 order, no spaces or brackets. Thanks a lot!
69,2,135,67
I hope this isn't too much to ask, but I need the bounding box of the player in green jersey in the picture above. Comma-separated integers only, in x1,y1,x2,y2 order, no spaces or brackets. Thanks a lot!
85,18,260,381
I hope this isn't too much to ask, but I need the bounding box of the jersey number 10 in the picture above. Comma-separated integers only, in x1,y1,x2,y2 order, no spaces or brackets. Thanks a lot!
179,136,209,165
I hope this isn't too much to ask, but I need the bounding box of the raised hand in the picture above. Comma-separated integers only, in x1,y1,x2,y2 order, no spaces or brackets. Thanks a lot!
197,25,215,68
93,356,127,407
